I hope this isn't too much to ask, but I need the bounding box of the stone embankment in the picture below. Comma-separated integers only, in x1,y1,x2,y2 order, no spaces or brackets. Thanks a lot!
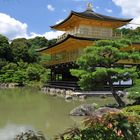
41,87,114,100
0,83,19,89
41,87,87,100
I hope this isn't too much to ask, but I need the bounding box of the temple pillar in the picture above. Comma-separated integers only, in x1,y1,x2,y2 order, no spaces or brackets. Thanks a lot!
51,69,56,81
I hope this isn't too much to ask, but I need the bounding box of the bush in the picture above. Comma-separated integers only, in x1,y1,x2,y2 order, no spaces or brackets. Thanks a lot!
56,113,140,140
128,92,140,105
27,66,40,81
14,130,46,140
123,105,140,115
26,64,49,82
0,62,49,85
127,80,140,105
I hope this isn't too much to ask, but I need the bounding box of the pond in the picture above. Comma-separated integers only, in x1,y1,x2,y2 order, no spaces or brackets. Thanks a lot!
0,88,115,139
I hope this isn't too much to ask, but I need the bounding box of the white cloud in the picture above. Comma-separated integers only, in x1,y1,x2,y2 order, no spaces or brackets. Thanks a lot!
125,17,140,29
105,9,113,13
112,0,140,28
0,13,28,40
29,31,64,40
112,0,140,17
47,4,55,11
0,12,64,40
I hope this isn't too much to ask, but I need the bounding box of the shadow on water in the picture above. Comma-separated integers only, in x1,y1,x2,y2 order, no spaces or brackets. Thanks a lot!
0,88,115,139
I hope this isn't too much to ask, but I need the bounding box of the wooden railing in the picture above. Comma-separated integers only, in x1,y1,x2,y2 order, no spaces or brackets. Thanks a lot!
57,29,122,42
42,50,82,66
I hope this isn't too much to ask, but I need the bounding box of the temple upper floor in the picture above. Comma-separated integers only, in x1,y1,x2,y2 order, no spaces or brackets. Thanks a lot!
37,3,139,67
51,3,131,42
51,3,132,31
57,25,122,42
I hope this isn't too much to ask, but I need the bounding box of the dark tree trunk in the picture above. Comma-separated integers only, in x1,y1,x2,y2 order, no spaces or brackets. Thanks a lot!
108,78,125,107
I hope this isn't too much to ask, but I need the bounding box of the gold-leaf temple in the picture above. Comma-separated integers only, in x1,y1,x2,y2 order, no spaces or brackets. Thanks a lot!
37,3,140,89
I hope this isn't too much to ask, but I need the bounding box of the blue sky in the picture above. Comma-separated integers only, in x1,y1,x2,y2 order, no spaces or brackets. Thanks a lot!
0,0,139,40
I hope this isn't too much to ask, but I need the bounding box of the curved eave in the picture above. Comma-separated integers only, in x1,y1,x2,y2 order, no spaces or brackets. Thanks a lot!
37,34,97,53
50,10,132,30
50,11,73,29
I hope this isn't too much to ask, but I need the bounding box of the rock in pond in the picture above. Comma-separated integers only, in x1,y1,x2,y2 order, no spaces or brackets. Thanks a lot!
93,107,121,117
79,95,87,100
70,104,97,116
65,95,73,100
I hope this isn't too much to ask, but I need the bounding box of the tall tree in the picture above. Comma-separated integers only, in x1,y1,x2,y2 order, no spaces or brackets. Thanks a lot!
28,36,49,49
10,38,39,63
71,40,139,107
28,36,57,49
28,37,57,63
0,34,12,61
11,38,30,62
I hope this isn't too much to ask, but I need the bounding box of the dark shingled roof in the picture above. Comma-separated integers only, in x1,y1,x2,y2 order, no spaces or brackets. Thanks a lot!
51,9,133,28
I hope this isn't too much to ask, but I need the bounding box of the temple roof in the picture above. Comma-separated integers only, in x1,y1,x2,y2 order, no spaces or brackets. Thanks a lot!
73,10,132,22
37,34,96,53
51,9,132,30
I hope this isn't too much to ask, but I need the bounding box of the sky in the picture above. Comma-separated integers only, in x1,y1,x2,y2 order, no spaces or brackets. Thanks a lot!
0,0,140,40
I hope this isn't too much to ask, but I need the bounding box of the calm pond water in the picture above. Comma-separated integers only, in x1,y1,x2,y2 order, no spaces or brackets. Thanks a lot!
0,88,115,139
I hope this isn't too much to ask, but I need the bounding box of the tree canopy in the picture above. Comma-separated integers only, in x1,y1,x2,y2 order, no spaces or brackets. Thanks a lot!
0,34,12,61
0,35,56,85
28,36,57,49
10,38,32,62
117,27,140,42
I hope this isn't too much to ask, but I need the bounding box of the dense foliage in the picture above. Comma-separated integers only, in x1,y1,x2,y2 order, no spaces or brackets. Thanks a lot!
0,35,13,62
117,27,140,42
71,39,140,107
10,38,37,63
0,34,55,86
0,61,49,85
123,105,140,115
14,130,46,140
28,36,56,50
126,80,140,105
56,113,140,140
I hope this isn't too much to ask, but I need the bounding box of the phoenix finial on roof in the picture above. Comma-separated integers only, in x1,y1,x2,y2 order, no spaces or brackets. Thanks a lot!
87,3,93,11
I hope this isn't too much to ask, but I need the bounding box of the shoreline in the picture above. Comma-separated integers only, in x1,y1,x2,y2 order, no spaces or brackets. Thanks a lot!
41,87,113,100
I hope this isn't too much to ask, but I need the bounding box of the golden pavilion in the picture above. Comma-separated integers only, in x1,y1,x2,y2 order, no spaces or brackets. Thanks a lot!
38,3,139,89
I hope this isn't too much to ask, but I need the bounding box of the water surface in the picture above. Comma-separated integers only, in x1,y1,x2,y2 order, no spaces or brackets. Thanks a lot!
0,88,115,139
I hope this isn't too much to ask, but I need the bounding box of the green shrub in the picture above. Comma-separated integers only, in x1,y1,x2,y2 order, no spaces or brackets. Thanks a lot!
0,62,49,85
27,66,40,81
127,80,140,105
56,113,140,140
128,92,140,105
14,130,46,140
123,105,140,115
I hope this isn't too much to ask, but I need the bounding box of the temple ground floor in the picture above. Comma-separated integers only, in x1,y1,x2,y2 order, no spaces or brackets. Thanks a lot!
45,62,134,91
